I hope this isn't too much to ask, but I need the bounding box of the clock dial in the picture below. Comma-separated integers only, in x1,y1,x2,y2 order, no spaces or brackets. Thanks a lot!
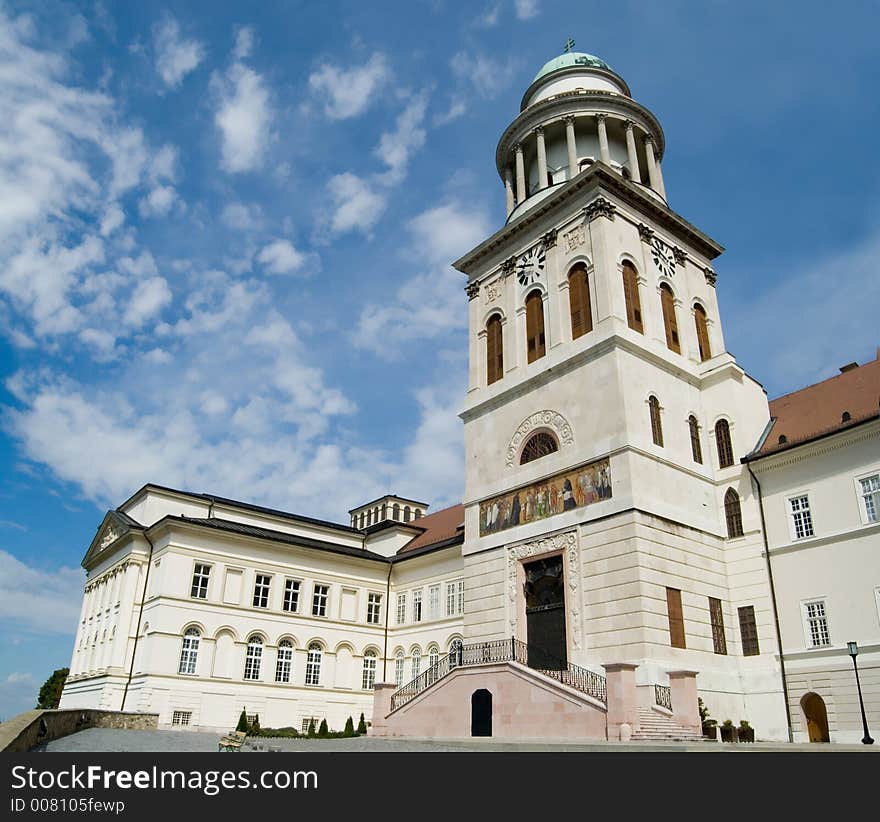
516,245,546,286
651,236,676,278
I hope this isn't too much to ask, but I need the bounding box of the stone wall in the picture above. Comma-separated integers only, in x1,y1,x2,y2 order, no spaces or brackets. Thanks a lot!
0,709,159,753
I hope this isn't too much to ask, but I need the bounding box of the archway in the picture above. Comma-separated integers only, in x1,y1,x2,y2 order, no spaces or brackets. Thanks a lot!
801,692,830,742
471,689,493,737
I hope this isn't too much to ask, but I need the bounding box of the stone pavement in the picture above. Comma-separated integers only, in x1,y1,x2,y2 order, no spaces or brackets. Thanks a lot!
35,728,880,752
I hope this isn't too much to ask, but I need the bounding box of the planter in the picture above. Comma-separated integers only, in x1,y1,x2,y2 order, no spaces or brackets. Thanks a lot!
702,724,717,740
720,725,738,743
738,726,755,743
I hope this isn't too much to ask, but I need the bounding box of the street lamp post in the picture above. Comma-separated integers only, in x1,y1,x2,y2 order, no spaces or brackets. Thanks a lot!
847,641,874,745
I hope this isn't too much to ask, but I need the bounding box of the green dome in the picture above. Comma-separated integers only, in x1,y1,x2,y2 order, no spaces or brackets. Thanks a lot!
533,52,612,82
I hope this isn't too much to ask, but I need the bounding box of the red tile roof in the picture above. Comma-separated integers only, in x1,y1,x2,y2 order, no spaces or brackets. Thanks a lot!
754,351,880,457
398,504,464,553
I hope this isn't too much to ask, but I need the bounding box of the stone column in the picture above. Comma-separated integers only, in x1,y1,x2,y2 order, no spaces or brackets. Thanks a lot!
624,121,642,183
535,127,548,189
668,670,700,731
369,682,396,737
514,143,526,204
596,113,611,165
603,663,640,741
565,116,578,177
644,134,663,196
504,167,515,216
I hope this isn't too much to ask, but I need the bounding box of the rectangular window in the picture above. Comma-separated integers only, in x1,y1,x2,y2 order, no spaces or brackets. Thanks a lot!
666,587,686,649
428,584,440,620
804,600,830,647
282,579,301,613
412,589,423,623
394,655,405,687
253,574,271,608
171,710,192,726
396,592,406,625
362,655,377,690
312,584,329,617
789,495,814,539
190,564,210,599
709,597,727,655
738,605,760,656
301,717,320,734
860,474,880,522
445,579,464,616
367,593,382,625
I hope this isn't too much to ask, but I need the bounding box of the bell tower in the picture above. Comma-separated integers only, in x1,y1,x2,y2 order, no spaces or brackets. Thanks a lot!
452,43,786,739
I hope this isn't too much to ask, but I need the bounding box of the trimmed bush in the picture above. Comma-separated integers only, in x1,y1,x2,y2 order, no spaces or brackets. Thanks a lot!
318,718,329,737
236,709,249,733
357,713,367,735
344,716,355,737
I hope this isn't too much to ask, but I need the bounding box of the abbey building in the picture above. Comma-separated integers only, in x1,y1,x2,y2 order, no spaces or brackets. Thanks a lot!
59,48,879,745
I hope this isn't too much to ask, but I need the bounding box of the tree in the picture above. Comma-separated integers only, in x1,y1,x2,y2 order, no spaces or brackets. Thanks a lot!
343,716,355,737
318,718,329,737
357,712,367,734
307,718,316,737
251,714,260,734
236,708,249,733
36,669,69,710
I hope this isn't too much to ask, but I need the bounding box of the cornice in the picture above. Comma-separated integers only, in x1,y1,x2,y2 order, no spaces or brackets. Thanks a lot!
519,66,633,110
767,519,880,557
747,419,880,472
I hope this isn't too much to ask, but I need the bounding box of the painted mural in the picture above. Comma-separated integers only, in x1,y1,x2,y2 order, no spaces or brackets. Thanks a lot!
479,458,612,536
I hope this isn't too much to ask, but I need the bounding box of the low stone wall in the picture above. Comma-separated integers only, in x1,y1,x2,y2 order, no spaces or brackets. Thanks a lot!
0,709,159,753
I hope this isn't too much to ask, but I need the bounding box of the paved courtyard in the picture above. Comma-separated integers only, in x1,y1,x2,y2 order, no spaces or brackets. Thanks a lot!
35,728,880,752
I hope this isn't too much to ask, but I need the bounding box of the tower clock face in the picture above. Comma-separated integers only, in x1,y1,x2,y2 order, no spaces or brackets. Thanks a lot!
651,236,676,278
516,245,546,286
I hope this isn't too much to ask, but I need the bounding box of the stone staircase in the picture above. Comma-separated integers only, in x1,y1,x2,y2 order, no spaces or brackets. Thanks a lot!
631,707,706,742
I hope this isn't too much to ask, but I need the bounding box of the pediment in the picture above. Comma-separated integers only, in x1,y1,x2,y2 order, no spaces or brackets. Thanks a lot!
82,510,142,568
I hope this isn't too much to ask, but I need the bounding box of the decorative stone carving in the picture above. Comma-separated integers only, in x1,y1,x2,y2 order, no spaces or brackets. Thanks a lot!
673,246,688,266
485,281,502,303
465,281,480,300
505,410,574,467
500,256,516,277
584,197,615,222
595,112,608,123
506,530,582,651
637,223,655,243
541,228,558,249
704,267,717,287
99,525,120,550
563,225,585,252
534,125,545,137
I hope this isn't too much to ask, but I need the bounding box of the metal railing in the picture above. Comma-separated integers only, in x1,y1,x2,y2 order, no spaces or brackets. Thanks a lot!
654,684,672,711
389,638,606,712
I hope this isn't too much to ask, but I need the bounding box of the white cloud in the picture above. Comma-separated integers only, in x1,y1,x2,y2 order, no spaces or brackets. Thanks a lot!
152,15,205,89
474,3,502,27
138,185,178,218
99,203,124,236
123,276,172,327
451,51,520,99
513,0,539,20
0,550,83,635
434,99,467,126
214,62,272,173
353,201,491,354
374,92,428,185
221,202,262,231
257,240,306,275
232,26,255,61
327,173,387,234
308,53,390,120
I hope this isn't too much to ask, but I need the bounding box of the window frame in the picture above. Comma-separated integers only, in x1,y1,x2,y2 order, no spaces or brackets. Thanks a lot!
486,313,504,385
724,487,744,539
787,493,815,541
396,591,407,625
275,639,293,683
649,395,663,447
738,605,760,656
394,651,406,687
666,587,686,649
525,289,546,363
447,579,464,616
715,419,735,469
178,627,201,675
520,430,559,465
282,578,301,613
802,598,831,649
171,710,192,726
688,415,703,464
243,635,264,681
366,592,382,625
305,642,323,686
362,650,377,690
693,302,712,361
312,583,329,618
412,588,423,623
659,282,681,354
708,597,727,655
190,563,211,600
252,573,272,609
428,584,441,621
855,470,880,525
621,260,643,333
568,262,593,340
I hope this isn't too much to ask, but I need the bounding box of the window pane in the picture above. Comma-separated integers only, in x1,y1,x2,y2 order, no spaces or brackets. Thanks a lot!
738,605,760,656
709,597,727,655
666,587,685,648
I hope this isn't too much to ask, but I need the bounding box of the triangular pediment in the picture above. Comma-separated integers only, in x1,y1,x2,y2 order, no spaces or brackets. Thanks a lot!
81,510,143,568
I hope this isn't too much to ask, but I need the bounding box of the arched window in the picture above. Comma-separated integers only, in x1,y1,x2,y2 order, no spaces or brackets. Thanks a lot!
520,431,559,464
660,283,680,353
361,650,377,690
411,648,422,679
392,503,400,520
449,638,463,668
394,650,405,687
525,290,546,363
688,415,703,464
243,635,263,681
649,396,663,446
178,627,200,675
725,488,744,538
428,645,439,670
694,303,711,361
622,261,643,333
275,639,293,683
716,419,734,468
403,505,411,522
568,263,593,339
305,643,322,686
486,314,504,385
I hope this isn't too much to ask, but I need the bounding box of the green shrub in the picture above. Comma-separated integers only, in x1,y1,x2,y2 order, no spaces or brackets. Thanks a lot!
318,718,329,737
344,716,355,737
307,719,316,737
357,712,367,735
236,709,249,733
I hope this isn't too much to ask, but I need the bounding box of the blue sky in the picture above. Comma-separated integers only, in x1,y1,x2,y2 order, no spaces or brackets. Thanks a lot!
0,0,878,717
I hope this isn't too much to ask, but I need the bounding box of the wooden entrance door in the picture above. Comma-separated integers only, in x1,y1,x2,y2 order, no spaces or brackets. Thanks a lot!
524,556,567,669
801,692,830,742
471,689,493,737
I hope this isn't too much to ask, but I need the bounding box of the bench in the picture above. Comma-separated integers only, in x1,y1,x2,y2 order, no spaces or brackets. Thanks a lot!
218,730,247,752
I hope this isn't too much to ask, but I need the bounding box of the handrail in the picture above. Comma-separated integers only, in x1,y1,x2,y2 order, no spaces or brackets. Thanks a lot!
654,684,672,711
390,638,606,711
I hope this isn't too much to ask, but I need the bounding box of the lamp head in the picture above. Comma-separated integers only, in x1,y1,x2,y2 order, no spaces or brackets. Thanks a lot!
847,641,859,658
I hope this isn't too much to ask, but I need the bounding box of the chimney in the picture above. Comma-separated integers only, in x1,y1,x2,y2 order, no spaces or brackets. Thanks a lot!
839,362,859,373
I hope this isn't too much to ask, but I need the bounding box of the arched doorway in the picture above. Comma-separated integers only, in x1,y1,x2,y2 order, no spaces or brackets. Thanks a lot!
471,689,492,737
801,692,830,742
